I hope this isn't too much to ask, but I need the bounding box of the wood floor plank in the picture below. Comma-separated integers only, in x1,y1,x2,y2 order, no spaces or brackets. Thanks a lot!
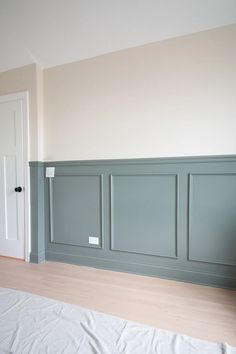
0,257,235,346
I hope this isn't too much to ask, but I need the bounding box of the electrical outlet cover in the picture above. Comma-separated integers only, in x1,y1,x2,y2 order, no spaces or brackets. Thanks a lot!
89,236,99,245
46,167,55,178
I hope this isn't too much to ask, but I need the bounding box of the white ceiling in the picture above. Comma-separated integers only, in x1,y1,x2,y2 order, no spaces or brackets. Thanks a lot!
0,0,236,72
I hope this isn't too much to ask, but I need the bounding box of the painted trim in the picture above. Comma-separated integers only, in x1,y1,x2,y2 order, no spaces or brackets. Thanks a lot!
41,155,236,166
0,92,30,262
29,161,44,167
46,250,236,289
49,178,54,243
29,163,45,263
30,251,45,263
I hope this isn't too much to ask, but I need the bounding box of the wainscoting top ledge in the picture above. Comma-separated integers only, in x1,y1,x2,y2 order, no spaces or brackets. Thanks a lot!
30,154,236,167
29,161,45,167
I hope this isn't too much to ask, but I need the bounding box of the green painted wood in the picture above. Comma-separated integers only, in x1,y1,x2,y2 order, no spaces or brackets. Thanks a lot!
43,154,236,166
188,173,236,266
51,175,103,248
30,156,236,288
29,162,45,263
110,174,177,258
46,250,236,289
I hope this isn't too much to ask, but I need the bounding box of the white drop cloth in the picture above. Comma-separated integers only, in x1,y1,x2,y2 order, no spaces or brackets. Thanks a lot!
0,288,235,354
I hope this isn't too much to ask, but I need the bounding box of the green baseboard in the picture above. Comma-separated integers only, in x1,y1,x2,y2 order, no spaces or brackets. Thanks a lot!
46,251,236,289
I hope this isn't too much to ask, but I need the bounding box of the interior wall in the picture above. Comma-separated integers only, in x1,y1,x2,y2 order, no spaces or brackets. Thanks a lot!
36,64,44,161
0,63,43,161
43,24,236,161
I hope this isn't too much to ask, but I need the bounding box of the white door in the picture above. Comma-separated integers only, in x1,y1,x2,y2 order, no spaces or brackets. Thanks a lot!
0,97,25,259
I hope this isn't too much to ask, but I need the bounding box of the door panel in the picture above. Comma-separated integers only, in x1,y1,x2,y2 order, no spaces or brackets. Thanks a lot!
0,99,25,259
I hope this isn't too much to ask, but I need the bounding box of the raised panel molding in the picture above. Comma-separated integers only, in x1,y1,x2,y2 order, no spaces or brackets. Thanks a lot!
50,174,103,249
30,156,236,288
188,173,236,266
110,174,178,258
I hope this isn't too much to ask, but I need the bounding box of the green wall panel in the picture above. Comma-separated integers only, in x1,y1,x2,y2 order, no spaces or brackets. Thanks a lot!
188,173,236,266
50,175,103,248
110,174,177,258
30,155,236,289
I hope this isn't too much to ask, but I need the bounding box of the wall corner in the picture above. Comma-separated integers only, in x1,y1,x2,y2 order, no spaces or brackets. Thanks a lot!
29,161,45,263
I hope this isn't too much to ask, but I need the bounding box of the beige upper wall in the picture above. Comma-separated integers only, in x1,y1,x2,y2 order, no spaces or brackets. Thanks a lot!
0,63,43,160
44,24,236,161
36,64,44,161
1,25,235,161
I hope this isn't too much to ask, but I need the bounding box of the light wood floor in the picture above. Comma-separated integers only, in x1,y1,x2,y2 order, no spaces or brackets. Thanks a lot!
0,257,235,346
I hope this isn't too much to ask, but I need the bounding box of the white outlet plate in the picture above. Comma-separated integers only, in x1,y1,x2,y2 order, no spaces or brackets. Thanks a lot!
89,236,99,245
46,167,55,178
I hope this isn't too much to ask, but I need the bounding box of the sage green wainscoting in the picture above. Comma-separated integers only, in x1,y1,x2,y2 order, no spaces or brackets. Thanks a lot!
29,156,236,288
29,162,45,263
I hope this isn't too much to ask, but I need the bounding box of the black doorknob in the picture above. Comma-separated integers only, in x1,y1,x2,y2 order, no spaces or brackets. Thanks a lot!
15,187,22,192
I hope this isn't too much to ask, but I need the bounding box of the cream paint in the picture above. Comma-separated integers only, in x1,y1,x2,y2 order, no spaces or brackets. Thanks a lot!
36,65,44,161
0,63,43,161
43,25,236,161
